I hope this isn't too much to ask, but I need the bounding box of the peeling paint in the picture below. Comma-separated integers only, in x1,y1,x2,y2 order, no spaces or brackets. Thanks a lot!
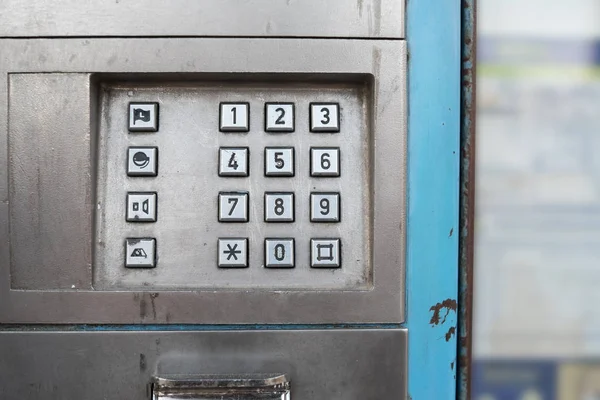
429,299,458,326
445,326,456,342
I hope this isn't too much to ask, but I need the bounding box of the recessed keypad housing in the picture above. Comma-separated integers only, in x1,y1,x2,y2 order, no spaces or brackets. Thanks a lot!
95,82,371,290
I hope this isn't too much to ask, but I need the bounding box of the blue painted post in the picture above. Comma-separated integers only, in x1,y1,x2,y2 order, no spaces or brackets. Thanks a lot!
406,0,461,398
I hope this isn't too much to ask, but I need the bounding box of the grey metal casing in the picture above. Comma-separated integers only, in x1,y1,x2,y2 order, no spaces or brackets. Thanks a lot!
0,38,407,324
0,329,407,400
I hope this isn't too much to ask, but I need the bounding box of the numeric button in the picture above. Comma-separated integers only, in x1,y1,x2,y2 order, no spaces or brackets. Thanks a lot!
265,147,294,177
265,238,295,268
219,147,249,177
310,147,340,177
310,192,340,222
310,103,339,132
265,103,294,132
264,192,294,222
220,102,249,132
218,192,249,222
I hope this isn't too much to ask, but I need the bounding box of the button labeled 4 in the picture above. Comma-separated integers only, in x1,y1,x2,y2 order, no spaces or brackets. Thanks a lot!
219,147,249,177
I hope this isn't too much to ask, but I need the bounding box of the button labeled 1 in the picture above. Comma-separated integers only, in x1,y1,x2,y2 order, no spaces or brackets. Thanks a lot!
265,147,294,176
128,147,158,176
311,238,341,268
310,103,339,132
218,238,248,268
310,147,340,177
218,192,249,222
265,238,295,268
264,192,294,222
220,102,249,132
125,238,156,268
311,192,340,222
129,102,159,132
219,147,249,177
265,103,294,132
126,192,157,222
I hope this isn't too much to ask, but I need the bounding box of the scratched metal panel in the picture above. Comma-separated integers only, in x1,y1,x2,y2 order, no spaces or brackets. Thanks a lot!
0,0,405,39
406,0,461,399
0,329,407,399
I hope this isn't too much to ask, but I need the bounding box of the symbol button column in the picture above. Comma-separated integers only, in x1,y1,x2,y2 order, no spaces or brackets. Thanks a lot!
218,238,249,268
126,192,157,222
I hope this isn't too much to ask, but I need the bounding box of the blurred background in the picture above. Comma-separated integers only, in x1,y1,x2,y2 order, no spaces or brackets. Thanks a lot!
473,0,600,398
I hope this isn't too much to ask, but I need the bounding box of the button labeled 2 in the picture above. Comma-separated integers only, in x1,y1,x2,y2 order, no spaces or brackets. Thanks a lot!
265,103,294,132
126,192,157,222
218,192,249,222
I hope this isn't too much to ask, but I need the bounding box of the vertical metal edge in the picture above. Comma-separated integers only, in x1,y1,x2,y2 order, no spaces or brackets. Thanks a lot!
457,0,476,399
406,0,461,399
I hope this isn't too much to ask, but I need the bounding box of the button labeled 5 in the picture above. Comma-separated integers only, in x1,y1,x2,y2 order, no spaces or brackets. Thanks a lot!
126,192,157,222
218,192,249,222
265,147,294,177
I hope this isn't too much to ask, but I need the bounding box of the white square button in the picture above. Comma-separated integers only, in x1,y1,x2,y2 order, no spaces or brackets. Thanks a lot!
265,103,294,132
126,192,157,222
310,192,340,222
218,238,248,268
127,147,158,176
311,238,341,268
310,147,340,177
128,102,159,132
264,147,294,176
265,238,295,268
218,192,249,222
310,103,340,132
125,238,156,268
220,102,249,132
219,147,249,177
264,192,294,222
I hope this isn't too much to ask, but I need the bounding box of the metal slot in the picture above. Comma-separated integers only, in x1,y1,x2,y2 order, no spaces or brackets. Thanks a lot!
152,374,290,400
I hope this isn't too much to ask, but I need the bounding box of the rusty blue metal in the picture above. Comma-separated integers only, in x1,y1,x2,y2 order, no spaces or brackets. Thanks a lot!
458,0,476,399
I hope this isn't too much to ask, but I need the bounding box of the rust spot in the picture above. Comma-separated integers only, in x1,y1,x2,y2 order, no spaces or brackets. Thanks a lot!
429,299,457,326
139,353,147,371
445,326,456,341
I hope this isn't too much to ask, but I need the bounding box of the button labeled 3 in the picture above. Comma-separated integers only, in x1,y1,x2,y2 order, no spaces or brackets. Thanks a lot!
125,238,156,268
311,238,341,268
126,192,157,222
218,192,249,222
128,147,158,176
264,192,294,222
220,102,249,132
128,102,159,132
311,192,340,222
310,103,340,132
310,147,340,177
218,238,248,268
264,147,294,177
265,103,294,132
219,147,249,177
265,238,295,268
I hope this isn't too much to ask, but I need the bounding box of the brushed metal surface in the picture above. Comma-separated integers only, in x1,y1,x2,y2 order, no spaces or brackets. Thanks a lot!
0,329,408,400
0,38,406,324
0,0,405,39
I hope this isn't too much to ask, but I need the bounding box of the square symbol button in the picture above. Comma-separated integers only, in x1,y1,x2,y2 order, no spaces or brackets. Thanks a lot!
310,103,340,132
220,102,249,132
265,103,294,132
218,192,249,222
311,192,340,222
265,238,295,268
310,147,340,177
218,238,248,268
129,102,159,132
265,147,294,177
128,147,158,176
264,192,294,222
311,238,341,268
126,192,157,222
125,238,156,268
219,147,249,177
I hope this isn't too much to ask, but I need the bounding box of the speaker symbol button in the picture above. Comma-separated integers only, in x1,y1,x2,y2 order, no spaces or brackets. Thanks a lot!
126,192,157,222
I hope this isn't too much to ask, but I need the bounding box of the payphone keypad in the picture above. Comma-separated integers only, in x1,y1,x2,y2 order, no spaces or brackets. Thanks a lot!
96,84,369,290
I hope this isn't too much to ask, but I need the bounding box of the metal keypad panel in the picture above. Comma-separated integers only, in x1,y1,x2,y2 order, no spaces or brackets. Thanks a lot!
95,83,371,290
